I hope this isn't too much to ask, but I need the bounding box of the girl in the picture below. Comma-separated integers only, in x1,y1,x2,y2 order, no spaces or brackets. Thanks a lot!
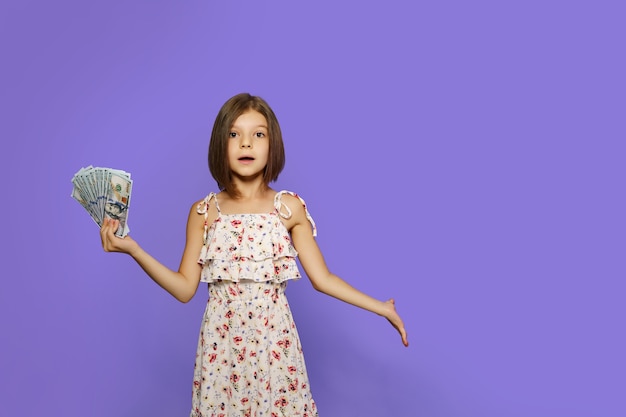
100,93,408,416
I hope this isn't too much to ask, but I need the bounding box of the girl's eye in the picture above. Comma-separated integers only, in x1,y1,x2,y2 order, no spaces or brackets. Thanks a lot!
229,132,237,138
255,132,265,138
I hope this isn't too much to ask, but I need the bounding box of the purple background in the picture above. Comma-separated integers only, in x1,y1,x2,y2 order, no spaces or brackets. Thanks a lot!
1,1,625,416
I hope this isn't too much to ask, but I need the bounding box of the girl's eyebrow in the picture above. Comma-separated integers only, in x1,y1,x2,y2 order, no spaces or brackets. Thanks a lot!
231,124,268,129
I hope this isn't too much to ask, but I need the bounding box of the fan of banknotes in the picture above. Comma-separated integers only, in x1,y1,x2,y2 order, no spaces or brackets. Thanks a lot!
71,166,133,237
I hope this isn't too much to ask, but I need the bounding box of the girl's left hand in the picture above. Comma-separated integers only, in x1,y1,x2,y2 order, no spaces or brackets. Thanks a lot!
382,299,409,347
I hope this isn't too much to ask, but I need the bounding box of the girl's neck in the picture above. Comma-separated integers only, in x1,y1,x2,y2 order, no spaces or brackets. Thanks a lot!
219,183,275,214
229,180,272,201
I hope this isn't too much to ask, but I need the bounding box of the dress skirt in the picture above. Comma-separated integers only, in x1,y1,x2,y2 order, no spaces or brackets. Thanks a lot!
191,280,318,417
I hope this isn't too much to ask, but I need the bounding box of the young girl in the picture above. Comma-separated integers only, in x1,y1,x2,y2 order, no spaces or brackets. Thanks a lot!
100,93,408,416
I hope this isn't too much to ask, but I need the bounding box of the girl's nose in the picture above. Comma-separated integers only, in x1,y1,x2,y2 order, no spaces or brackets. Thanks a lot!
240,137,252,148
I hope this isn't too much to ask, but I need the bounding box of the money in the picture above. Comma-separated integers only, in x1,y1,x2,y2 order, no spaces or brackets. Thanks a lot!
71,166,133,237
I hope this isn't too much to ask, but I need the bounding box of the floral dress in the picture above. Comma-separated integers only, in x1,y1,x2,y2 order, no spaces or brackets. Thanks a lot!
191,190,319,417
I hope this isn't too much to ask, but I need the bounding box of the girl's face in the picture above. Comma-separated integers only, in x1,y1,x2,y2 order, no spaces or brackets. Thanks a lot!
227,110,270,182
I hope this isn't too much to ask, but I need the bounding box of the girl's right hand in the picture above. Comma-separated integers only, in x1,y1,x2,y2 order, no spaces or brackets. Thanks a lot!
100,218,139,255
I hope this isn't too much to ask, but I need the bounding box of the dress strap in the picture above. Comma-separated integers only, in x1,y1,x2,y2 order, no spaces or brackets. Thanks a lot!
196,192,218,244
274,190,317,237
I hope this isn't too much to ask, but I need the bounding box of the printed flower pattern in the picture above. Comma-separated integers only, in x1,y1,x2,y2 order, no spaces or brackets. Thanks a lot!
198,211,300,284
191,192,318,417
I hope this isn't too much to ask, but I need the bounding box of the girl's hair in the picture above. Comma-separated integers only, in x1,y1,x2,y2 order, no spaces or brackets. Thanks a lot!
208,93,285,196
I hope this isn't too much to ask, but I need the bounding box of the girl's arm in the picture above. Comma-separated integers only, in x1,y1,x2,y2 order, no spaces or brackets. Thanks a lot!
284,196,409,347
99,200,207,303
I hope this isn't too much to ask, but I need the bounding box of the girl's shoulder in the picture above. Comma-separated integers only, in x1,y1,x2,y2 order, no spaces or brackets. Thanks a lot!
195,192,218,210
274,189,311,203
193,192,220,220
274,190,317,236
274,190,309,212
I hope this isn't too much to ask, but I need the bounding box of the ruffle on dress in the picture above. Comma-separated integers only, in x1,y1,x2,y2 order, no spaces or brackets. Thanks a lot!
196,191,316,284
198,213,301,283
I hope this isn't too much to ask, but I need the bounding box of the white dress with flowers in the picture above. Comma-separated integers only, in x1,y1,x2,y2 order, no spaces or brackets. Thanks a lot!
191,191,319,417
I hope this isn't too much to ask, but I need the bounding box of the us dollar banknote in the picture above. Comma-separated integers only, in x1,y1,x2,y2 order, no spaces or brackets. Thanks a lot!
71,166,133,237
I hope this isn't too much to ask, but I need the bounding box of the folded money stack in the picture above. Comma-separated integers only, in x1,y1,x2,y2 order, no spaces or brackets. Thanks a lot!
71,166,133,237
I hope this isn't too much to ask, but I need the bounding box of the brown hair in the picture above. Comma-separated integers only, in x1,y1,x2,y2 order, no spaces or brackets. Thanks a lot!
208,93,285,196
